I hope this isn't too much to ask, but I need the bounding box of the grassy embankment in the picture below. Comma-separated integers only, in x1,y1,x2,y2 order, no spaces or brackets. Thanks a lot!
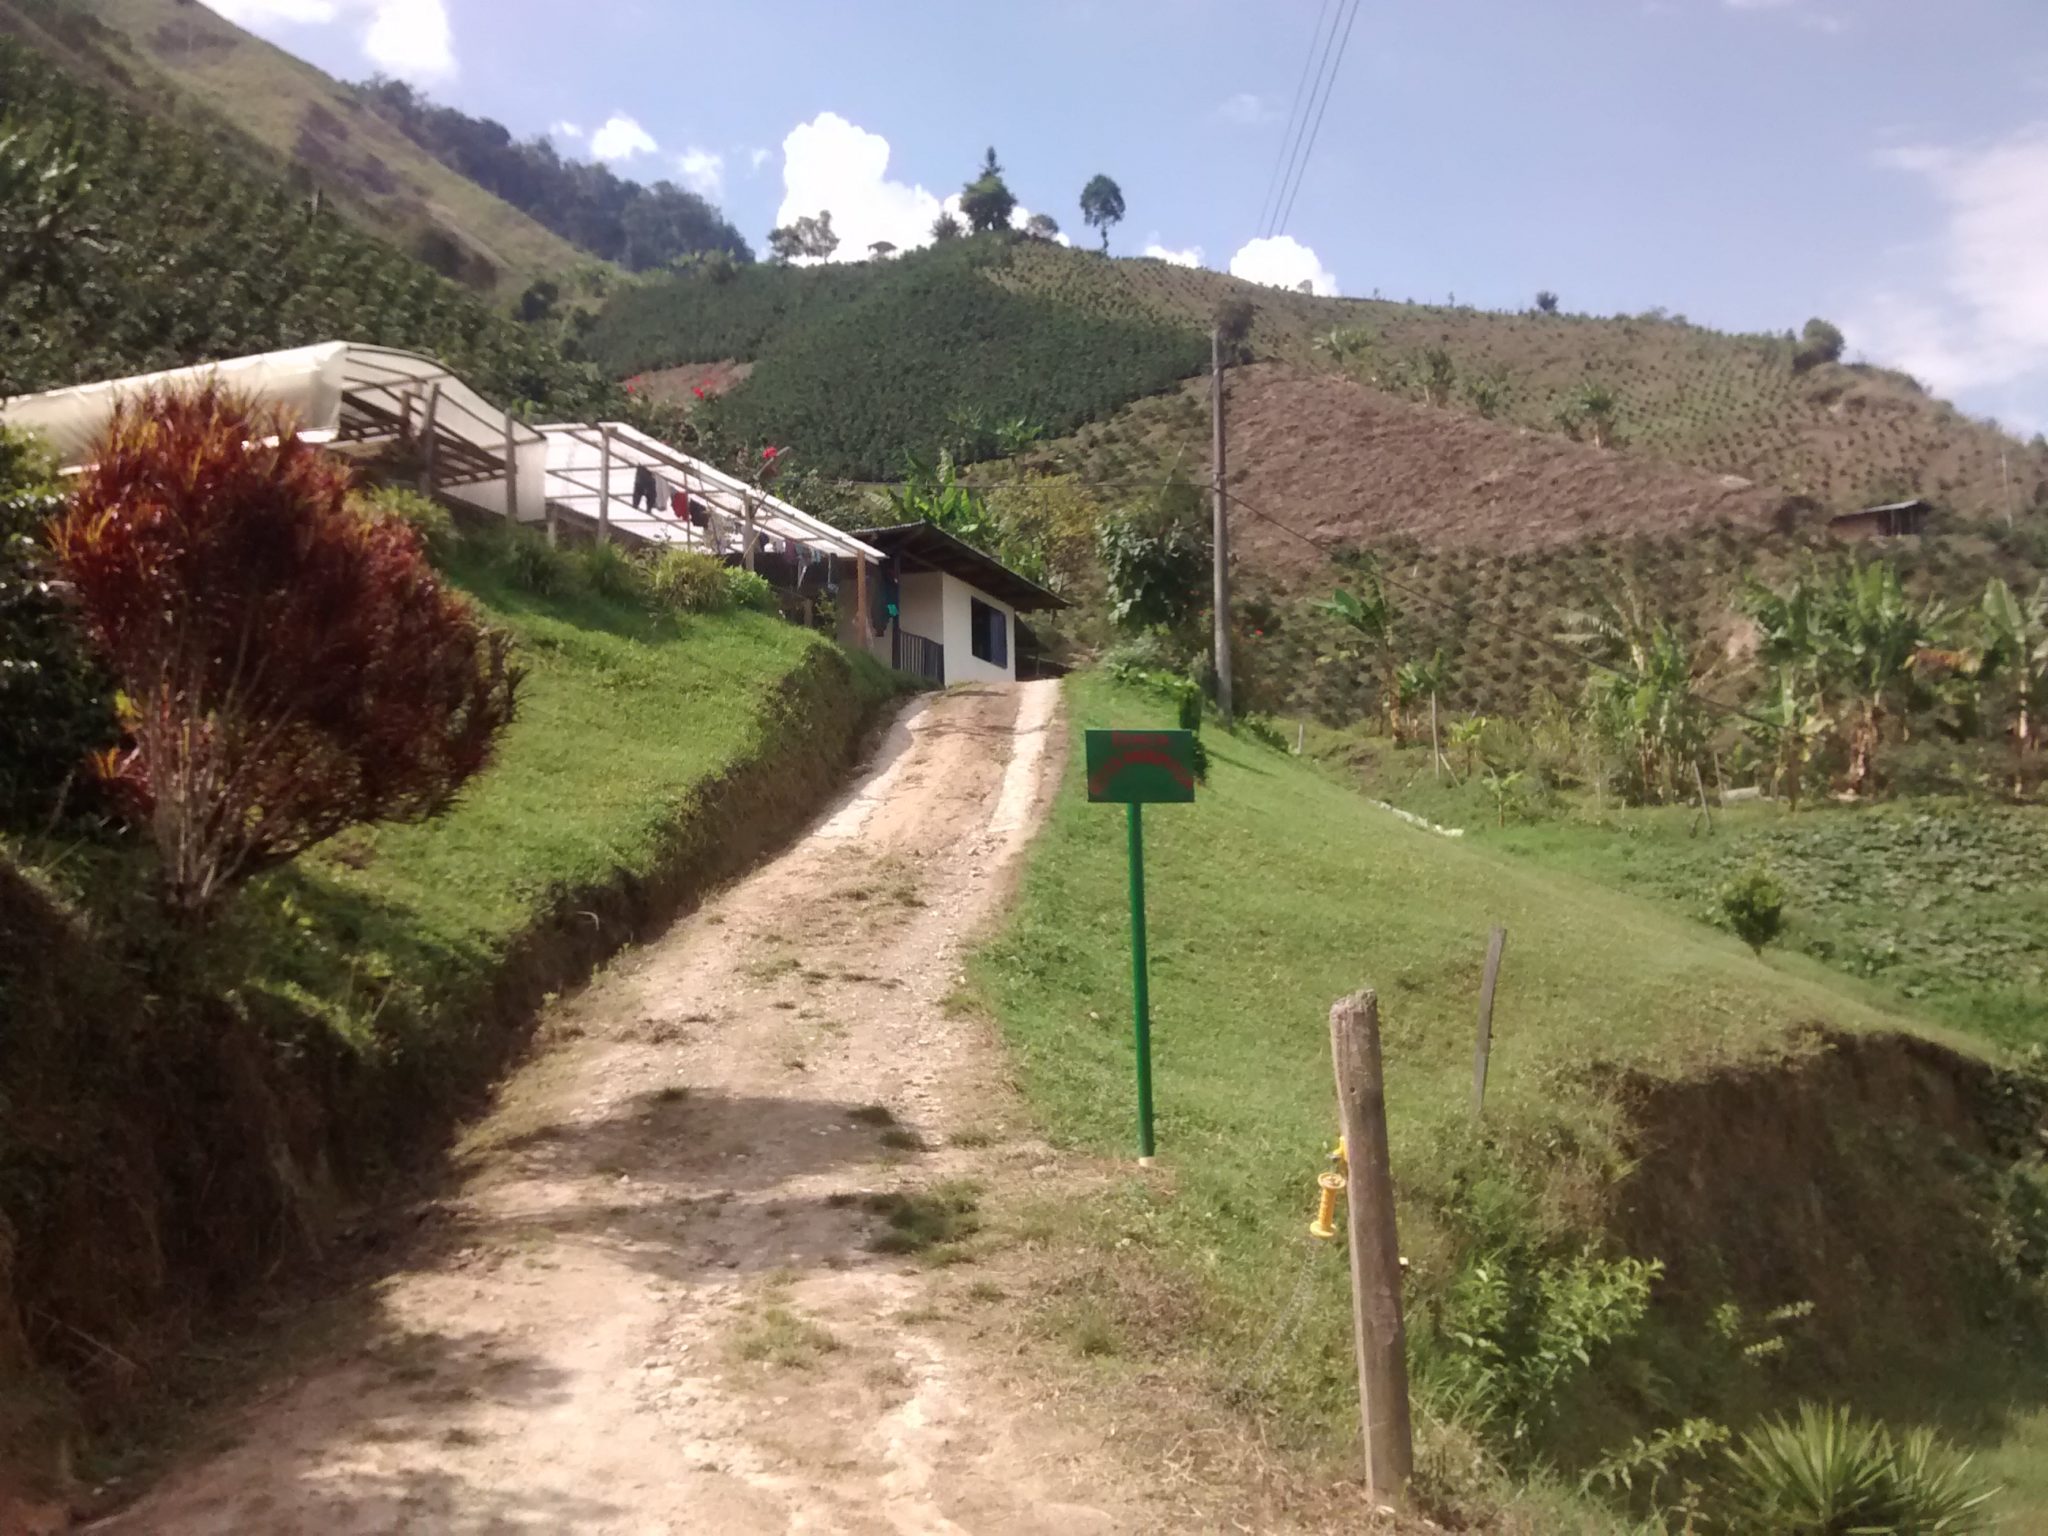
1,535,903,1499
1309,729,2048,1050
971,675,2048,1529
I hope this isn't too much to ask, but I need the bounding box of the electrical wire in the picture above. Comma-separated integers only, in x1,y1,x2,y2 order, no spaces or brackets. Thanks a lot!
1271,0,1364,239
1256,0,1340,240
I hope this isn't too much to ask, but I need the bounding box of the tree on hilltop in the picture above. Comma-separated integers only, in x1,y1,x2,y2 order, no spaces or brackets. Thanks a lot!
960,147,1018,234
1534,290,1560,314
1024,212,1061,241
931,210,964,242
1079,173,1125,252
768,210,838,263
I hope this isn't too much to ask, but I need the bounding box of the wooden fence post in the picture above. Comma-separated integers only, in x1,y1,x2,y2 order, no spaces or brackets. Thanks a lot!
1471,925,1508,1116
1329,989,1414,1508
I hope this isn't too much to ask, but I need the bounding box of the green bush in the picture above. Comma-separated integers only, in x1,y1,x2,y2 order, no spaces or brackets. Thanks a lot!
497,530,577,596
0,431,114,827
726,568,777,613
646,548,732,612
1236,713,1292,752
355,484,456,561
1721,1403,1999,1534
1420,1247,1660,1451
1720,862,1787,955
577,538,647,603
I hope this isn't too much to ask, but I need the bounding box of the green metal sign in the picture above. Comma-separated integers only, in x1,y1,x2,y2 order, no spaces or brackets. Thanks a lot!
1085,727,1197,1163
1085,729,1199,804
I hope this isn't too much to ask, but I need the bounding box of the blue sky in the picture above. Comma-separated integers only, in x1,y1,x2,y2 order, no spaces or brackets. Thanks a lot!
207,0,2048,432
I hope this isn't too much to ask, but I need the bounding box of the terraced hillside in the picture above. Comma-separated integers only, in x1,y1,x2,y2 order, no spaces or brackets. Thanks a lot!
0,0,591,292
0,30,612,414
595,235,2048,523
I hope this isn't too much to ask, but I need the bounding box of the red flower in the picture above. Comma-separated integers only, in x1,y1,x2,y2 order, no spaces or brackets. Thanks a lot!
762,445,781,460
692,385,707,400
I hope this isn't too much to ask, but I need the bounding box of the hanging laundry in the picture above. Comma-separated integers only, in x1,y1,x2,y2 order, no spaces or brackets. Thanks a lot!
631,466,658,511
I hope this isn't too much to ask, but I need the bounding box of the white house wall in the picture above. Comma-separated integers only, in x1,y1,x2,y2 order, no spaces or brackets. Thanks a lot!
897,571,946,654
938,572,1016,684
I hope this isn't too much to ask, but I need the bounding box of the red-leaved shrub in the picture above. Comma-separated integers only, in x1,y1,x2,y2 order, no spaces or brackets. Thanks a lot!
51,383,518,916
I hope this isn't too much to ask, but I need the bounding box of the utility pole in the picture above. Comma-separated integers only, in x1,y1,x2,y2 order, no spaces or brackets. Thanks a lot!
1211,325,1235,726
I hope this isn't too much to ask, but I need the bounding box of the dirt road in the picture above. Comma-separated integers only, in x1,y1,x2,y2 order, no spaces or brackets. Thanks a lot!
91,681,1220,1535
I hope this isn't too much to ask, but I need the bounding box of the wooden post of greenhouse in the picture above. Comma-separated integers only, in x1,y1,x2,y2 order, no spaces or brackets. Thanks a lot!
597,425,612,544
1329,989,1414,1509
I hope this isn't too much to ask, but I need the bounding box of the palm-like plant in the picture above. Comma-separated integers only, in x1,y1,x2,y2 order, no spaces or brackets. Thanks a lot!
1565,588,1710,803
1574,383,1621,448
1723,1403,2000,1535
1980,576,2047,793
1817,562,1950,796
1322,562,1403,740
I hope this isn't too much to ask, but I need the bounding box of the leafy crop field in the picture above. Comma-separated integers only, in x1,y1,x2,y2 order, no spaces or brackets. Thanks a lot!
0,0,590,291
591,242,1209,478
0,31,611,414
974,676,2048,1527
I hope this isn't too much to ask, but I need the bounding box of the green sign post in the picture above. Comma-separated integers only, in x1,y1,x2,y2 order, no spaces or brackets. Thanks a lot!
1085,728,1199,1162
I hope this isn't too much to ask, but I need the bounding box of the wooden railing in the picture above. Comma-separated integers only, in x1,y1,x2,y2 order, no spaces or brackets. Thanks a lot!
894,628,944,685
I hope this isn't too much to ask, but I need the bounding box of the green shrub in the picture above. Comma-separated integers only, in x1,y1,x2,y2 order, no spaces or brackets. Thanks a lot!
498,531,577,596
0,431,114,827
1236,713,1291,751
1421,1247,1660,1450
355,484,456,561
725,568,777,613
647,548,733,612
1101,631,1192,675
1720,1403,2000,1534
577,538,647,603
1720,862,1787,955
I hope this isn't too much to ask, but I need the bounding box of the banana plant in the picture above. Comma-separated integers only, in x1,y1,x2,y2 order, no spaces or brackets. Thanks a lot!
1981,576,2047,794
1321,562,1403,741
1817,562,1951,796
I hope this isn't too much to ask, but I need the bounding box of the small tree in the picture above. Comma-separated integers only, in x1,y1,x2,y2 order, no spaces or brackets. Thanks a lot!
1098,474,1208,637
930,210,964,242
1023,212,1061,241
767,210,838,263
1574,382,1621,448
868,240,898,259
1534,290,1560,314
1418,347,1457,407
1321,560,1404,741
51,385,518,918
959,146,1018,234
1719,862,1786,955
1793,317,1846,372
1079,173,1126,252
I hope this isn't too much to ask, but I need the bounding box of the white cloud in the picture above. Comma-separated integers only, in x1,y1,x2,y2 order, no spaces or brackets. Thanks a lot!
1219,92,1279,126
775,112,949,261
551,121,584,142
1143,238,1204,267
749,147,772,174
677,147,725,199
1850,124,2048,428
362,0,453,79
590,113,658,163
200,0,453,80
1229,235,1337,295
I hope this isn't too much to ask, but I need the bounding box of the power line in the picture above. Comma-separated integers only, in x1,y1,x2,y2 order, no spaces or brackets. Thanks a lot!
1255,0,1340,240
1270,0,1364,239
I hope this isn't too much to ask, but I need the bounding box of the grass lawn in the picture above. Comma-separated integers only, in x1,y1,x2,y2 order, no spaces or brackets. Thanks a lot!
1310,730,2048,1052
18,537,900,1074
972,675,2048,1527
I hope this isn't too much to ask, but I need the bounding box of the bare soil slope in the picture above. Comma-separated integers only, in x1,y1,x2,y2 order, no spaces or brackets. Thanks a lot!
88,684,1328,1536
1212,365,1794,587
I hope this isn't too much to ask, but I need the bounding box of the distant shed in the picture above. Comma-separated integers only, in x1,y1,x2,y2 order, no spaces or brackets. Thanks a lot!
1829,499,1931,540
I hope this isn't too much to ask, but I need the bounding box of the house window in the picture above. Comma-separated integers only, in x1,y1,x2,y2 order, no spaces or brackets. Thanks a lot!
969,597,1008,668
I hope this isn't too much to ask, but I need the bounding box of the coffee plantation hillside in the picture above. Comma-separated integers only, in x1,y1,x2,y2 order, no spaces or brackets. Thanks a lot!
595,233,2046,521
0,0,590,293
0,30,612,415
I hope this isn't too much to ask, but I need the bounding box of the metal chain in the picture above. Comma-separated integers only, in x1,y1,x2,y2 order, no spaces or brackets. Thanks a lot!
1221,1238,1327,1406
